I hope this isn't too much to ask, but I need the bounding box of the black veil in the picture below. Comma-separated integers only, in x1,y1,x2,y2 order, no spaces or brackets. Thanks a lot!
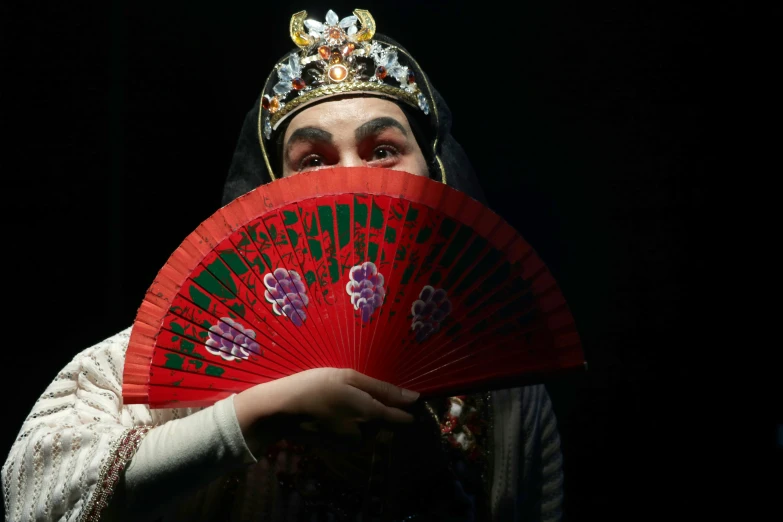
220,35,487,207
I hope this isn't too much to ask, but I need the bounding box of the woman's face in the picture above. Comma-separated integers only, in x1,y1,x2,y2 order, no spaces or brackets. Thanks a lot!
281,97,429,178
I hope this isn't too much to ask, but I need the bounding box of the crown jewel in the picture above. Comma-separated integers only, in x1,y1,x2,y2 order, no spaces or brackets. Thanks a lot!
261,9,431,140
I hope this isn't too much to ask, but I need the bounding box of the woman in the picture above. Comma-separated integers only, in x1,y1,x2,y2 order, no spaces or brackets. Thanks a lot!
2,9,564,522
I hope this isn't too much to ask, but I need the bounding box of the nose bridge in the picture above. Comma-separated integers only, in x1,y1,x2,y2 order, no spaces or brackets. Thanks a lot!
338,149,364,168
329,125,363,168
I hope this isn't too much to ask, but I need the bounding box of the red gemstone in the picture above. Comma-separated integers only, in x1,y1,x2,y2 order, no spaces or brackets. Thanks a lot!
407,70,416,84
261,95,271,110
318,45,330,59
291,77,306,90
341,42,355,56
376,66,387,80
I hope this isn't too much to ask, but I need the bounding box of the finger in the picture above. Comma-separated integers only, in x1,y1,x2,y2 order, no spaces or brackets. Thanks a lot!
342,385,415,424
338,369,419,407
374,401,415,424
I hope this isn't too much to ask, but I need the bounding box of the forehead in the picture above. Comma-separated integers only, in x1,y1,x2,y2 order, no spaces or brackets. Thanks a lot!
284,97,410,135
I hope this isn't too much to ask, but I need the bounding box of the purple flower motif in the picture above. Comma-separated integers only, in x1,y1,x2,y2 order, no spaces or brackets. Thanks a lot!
411,285,452,342
346,261,385,323
264,268,309,327
205,317,261,361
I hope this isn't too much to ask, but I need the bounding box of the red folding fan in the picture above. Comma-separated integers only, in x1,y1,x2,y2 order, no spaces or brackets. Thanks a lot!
122,167,585,408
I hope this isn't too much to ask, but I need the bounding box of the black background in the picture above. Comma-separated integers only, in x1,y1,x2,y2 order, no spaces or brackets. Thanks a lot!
0,1,752,520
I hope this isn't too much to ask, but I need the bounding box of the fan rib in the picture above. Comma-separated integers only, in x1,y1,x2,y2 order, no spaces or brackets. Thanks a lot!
358,194,397,376
165,284,308,374
382,208,487,378
123,167,585,407
175,265,315,371
257,209,338,369
373,203,462,377
153,323,292,379
393,260,549,378
365,200,438,377
294,199,348,365
272,203,343,368
192,246,321,370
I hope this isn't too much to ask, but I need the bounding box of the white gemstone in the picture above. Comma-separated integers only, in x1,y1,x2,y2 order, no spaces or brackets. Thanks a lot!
339,15,358,28
264,118,272,140
384,50,398,68
273,81,290,95
289,53,301,75
369,42,383,60
325,10,339,26
278,65,292,82
304,19,324,32
418,93,430,115
390,65,407,81
347,24,358,36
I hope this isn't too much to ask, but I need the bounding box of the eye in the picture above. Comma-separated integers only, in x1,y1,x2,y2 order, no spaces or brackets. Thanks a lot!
370,145,399,162
298,154,326,170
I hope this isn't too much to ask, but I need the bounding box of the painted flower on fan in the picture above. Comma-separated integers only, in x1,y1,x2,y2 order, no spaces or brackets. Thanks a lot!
346,261,385,323
205,317,260,361
264,268,309,327
411,285,452,342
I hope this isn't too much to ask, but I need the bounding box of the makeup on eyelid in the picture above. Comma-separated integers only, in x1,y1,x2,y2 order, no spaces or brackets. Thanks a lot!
281,97,429,178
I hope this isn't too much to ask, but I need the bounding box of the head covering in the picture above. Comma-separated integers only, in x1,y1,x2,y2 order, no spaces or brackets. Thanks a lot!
221,8,487,206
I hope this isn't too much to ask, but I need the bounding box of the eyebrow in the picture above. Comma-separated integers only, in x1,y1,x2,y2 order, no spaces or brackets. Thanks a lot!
285,127,334,163
354,117,408,142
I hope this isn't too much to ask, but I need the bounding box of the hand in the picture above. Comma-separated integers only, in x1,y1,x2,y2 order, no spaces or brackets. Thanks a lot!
233,368,420,454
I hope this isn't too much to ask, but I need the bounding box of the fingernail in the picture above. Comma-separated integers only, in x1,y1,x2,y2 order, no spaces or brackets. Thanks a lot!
401,388,420,401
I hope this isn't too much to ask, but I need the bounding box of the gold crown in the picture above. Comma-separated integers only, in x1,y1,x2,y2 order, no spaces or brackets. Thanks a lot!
260,9,431,140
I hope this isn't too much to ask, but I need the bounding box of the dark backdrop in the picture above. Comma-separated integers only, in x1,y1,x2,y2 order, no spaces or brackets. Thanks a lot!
1,1,733,520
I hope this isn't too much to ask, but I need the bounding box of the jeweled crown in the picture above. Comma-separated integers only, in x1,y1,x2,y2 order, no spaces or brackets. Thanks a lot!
260,9,431,140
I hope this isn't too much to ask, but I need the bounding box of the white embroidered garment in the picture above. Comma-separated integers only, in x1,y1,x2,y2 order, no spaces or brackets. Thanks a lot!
2,328,564,521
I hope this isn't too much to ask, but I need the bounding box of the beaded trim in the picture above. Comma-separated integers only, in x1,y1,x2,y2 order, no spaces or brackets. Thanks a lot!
269,81,419,129
79,426,152,522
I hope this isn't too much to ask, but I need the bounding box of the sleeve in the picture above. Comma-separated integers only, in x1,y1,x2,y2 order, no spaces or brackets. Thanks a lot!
1,328,187,522
519,384,564,522
490,385,564,522
105,395,257,521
